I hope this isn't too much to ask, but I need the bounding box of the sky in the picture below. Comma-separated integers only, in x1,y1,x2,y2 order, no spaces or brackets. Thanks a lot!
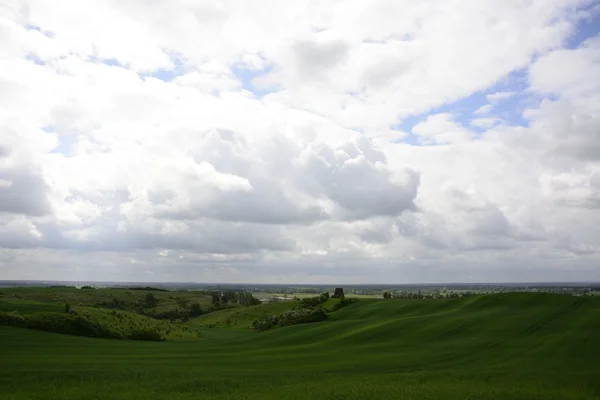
1,0,600,284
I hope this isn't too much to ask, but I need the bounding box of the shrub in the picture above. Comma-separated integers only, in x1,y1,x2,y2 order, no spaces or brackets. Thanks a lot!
189,303,203,317
98,298,127,309
298,292,330,309
128,329,165,341
0,311,26,327
330,297,359,311
253,308,328,331
145,293,159,308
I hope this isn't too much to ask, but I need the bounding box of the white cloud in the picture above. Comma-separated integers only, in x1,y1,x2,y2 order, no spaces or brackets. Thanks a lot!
486,91,517,103
470,118,502,129
474,104,493,115
412,113,474,144
0,0,599,283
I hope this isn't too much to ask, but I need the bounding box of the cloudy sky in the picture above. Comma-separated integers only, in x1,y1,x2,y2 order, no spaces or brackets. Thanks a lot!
1,0,599,284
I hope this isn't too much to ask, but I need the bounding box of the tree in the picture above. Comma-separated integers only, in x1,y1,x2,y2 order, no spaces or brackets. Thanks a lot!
383,292,392,299
332,288,345,299
189,302,203,317
145,293,158,307
210,292,220,305
64,304,71,314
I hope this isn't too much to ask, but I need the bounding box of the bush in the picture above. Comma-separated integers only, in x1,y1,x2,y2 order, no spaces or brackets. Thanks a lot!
189,303,203,317
145,293,159,308
330,298,359,311
253,308,328,331
98,298,127,309
298,292,330,309
127,329,165,341
0,311,26,327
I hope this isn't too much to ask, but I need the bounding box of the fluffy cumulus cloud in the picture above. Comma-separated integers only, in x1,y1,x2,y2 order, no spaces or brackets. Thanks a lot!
1,0,599,283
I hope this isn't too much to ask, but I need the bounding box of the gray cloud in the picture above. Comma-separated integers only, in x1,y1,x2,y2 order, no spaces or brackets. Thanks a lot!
0,165,51,216
293,39,349,77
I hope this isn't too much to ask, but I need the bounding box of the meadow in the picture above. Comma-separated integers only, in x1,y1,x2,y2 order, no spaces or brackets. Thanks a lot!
1,290,599,399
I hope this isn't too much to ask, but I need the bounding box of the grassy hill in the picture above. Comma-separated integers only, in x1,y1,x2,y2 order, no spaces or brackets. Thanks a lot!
0,286,214,316
0,301,203,341
1,292,599,399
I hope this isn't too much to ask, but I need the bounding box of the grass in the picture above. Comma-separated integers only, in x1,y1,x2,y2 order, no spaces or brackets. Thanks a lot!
1,292,600,399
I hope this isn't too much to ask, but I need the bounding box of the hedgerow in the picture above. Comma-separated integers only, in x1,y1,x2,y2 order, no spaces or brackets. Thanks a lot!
253,308,328,331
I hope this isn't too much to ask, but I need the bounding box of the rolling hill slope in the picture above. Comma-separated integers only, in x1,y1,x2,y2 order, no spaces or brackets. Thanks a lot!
1,293,599,399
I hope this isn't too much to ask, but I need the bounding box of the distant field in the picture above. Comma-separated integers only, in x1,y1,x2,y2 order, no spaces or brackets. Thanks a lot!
0,286,213,314
2,292,600,399
253,291,380,300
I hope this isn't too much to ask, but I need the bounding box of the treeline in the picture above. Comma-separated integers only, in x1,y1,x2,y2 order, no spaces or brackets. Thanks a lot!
124,286,169,292
382,291,479,300
96,292,161,310
209,291,261,307
0,311,164,341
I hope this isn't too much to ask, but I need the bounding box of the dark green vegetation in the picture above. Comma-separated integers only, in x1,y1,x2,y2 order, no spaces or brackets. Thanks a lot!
0,286,214,318
2,290,600,399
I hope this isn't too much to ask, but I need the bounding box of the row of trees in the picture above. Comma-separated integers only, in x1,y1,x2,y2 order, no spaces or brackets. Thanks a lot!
382,291,479,300
209,291,261,307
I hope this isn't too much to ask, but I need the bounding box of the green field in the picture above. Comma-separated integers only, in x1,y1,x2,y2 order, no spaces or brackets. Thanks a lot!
1,292,600,399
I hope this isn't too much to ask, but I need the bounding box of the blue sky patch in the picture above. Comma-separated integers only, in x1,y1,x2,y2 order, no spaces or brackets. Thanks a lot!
395,14,600,145
141,56,186,82
567,4,600,49
231,64,275,97
395,67,530,145
45,126,72,157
